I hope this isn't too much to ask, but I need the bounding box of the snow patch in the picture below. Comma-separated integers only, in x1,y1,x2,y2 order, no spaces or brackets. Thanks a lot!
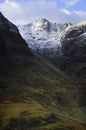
18,19,86,55
18,19,70,54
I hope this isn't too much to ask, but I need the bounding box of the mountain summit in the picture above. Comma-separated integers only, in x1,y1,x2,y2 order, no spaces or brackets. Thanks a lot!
32,18,51,32
18,19,71,56
18,19,86,57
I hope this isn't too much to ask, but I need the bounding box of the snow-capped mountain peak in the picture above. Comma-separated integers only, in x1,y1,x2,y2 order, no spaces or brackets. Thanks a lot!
32,18,50,32
18,18,71,56
18,19,86,57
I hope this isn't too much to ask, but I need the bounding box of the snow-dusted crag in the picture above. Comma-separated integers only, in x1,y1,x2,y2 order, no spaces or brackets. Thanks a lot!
18,18,72,56
18,18,86,57
61,21,86,57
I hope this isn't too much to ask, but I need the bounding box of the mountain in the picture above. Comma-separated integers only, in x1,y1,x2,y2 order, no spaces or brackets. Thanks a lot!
18,18,72,56
0,12,86,130
61,21,86,110
18,19,86,58
52,21,86,123
61,21,86,57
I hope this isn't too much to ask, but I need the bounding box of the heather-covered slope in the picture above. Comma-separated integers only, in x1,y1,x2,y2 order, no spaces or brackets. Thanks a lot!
0,12,86,130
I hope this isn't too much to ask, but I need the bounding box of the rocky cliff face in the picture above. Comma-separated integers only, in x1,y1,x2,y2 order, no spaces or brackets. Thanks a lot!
18,18,72,56
61,21,86,57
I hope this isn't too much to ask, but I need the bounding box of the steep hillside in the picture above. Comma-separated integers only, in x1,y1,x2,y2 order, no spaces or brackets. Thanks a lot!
61,22,86,112
0,12,86,130
52,22,86,124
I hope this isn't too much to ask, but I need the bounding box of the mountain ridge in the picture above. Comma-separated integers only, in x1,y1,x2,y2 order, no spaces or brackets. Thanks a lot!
18,18,73,56
18,18,86,57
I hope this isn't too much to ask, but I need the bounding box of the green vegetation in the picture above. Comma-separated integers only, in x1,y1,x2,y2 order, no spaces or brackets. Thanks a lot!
0,102,86,130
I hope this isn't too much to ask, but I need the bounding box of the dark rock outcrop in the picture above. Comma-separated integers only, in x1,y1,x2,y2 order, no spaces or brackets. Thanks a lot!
61,24,86,57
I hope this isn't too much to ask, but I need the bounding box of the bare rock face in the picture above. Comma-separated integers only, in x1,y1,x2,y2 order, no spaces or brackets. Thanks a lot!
18,19,71,57
61,21,86,57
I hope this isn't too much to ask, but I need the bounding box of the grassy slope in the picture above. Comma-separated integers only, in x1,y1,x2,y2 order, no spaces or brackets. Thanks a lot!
0,53,86,129
0,102,86,130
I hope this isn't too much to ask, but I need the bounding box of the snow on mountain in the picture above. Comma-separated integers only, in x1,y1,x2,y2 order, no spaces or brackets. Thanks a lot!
18,19,86,56
18,18,72,55
61,21,86,57
62,21,86,41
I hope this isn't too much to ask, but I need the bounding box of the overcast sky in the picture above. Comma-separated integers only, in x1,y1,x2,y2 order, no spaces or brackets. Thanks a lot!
0,0,86,25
